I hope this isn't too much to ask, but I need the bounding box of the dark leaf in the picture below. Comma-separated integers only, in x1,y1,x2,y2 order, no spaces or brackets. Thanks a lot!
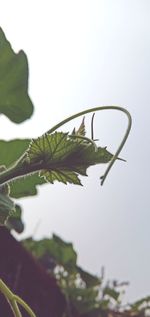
103,287,120,301
6,204,24,233
77,266,101,287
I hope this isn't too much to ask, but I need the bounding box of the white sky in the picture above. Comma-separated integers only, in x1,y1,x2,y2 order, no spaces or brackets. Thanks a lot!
0,0,150,304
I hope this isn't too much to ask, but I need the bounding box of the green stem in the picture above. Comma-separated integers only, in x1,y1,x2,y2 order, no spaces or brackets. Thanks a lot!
0,279,22,317
11,300,22,317
14,295,36,317
46,106,132,185
91,113,95,140
0,279,36,317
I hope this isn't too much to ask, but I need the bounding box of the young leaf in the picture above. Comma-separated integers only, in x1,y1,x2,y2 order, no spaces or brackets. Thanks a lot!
72,117,86,136
27,132,113,185
0,28,33,123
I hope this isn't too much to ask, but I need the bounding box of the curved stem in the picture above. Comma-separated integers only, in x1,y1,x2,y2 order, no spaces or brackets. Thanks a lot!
46,106,132,185
0,279,22,317
0,279,36,317
11,300,22,317
91,113,95,140
14,295,36,317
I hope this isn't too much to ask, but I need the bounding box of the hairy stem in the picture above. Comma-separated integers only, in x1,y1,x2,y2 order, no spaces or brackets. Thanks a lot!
0,161,42,186
46,106,132,185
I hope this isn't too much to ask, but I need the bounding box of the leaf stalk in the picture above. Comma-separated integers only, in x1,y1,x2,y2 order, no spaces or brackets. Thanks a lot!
0,279,36,317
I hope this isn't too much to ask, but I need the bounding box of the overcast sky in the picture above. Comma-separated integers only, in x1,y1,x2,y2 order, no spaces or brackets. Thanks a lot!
0,0,150,304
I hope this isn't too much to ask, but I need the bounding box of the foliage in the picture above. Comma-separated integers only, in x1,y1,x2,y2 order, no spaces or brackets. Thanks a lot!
0,27,132,228
22,234,118,314
27,130,113,185
0,28,133,317
23,234,150,317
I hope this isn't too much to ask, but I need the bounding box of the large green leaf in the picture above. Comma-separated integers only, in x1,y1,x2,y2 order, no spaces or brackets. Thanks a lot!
0,28,33,123
27,132,113,185
0,139,45,198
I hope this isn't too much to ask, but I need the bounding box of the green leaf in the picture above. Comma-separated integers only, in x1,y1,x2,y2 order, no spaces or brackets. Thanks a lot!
0,139,30,166
67,287,99,314
103,287,120,301
0,28,33,123
0,139,46,198
131,296,150,311
10,174,45,198
77,267,101,287
27,131,113,185
23,234,77,271
6,204,24,233
0,192,15,225
40,169,82,185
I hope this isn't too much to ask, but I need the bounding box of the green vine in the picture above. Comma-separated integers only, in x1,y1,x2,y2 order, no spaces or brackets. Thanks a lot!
0,105,132,187
0,28,132,317
0,279,36,317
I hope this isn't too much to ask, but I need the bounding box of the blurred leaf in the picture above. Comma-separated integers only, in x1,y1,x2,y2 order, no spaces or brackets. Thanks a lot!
0,28,33,123
0,139,46,198
103,287,120,301
10,174,45,198
67,287,99,313
77,266,101,287
23,234,77,271
6,204,24,233
0,139,30,165
131,296,150,311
